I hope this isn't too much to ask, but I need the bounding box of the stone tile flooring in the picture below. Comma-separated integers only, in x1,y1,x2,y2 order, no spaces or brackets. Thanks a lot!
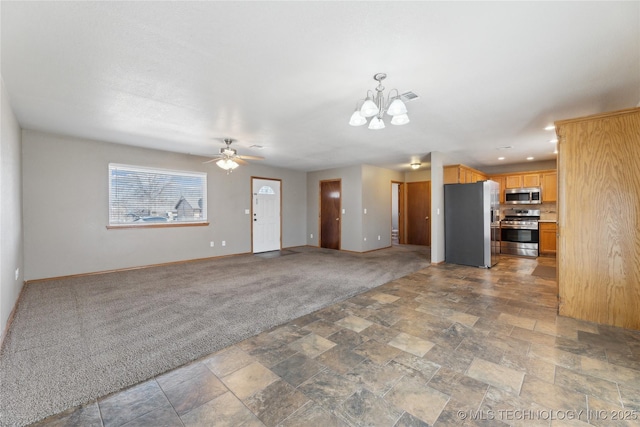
34,255,640,426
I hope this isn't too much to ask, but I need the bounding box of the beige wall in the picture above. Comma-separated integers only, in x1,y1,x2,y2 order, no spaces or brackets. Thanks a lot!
22,130,307,280
307,164,405,252
1,79,24,333
306,165,363,251
361,165,404,251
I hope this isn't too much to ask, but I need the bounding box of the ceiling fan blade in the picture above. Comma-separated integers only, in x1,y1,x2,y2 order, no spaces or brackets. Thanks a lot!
238,155,264,161
202,156,223,164
234,157,248,165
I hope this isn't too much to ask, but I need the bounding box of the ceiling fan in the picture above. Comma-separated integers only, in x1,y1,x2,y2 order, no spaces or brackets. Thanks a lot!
203,138,264,171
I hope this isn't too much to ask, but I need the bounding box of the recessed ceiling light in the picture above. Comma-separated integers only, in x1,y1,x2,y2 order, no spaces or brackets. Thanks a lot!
498,157,505,160
250,145,264,149
549,139,558,143
496,146,513,150
527,156,534,160
544,125,555,131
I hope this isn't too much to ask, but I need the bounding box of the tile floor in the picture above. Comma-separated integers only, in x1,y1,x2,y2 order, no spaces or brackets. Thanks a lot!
34,255,640,427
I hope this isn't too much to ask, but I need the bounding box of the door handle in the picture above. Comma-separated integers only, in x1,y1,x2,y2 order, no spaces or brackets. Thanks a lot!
336,218,340,221
425,217,429,220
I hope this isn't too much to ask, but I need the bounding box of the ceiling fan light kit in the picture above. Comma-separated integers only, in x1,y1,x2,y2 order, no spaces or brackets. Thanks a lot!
216,158,239,171
349,73,413,129
203,138,264,173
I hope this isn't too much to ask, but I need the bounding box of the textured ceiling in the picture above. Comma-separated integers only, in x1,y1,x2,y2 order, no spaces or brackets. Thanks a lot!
2,1,639,172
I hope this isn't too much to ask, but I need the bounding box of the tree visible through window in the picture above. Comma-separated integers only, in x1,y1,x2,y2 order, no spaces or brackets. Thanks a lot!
109,164,207,225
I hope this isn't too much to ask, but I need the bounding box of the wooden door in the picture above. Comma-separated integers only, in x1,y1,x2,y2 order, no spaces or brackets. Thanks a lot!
320,180,341,250
406,181,431,246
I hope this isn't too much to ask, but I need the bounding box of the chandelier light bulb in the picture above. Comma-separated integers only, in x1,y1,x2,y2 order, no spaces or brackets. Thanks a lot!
360,98,379,117
390,114,410,125
349,110,367,126
387,98,407,116
411,163,421,170
368,116,385,130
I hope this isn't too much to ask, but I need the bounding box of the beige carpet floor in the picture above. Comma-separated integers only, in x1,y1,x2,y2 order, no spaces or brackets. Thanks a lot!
0,245,430,426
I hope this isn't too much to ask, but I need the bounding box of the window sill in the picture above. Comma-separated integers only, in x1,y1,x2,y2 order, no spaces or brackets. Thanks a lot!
106,222,209,230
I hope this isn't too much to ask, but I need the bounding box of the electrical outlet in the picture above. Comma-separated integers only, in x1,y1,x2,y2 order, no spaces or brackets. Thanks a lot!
210,241,214,247
364,237,367,241
378,235,381,240
310,234,313,239
222,241,226,246
245,209,250,214
363,208,367,214
15,268,19,280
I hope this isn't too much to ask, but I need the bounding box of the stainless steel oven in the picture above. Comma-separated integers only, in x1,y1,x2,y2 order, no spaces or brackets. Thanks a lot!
505,187,541,205
500,208,540,257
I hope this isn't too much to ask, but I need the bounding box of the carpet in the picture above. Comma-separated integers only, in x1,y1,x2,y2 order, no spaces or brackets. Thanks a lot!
0,245,430,426
531,265,557,279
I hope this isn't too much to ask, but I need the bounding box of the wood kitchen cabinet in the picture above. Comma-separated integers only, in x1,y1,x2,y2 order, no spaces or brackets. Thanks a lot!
556,107,640,330
523,173,541,187
505,173,540,188
539,222,557,256
505,175,522,188
443,165,487,184
492,176,506,203
541,171,557,202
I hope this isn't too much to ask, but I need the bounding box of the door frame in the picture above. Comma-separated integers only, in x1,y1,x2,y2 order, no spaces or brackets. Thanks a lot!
391,181,405,244
251,176,283,253
319,179,342,250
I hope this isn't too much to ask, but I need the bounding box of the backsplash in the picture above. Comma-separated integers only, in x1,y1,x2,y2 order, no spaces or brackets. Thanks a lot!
498,202,556,221
539,202,557,221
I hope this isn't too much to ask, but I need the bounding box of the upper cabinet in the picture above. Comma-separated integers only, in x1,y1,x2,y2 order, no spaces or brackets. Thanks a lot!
523,173,541,188
490,170,556,200
541,171,557,202
505,175,522,188
444,165,557,205
504,173,542,189
443,165,487,184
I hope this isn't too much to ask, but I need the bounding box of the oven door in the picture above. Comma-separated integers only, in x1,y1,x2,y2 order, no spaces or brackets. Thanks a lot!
500,226,539,256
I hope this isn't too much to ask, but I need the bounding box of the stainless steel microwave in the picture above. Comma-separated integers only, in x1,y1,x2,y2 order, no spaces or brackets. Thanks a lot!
505,187,541,205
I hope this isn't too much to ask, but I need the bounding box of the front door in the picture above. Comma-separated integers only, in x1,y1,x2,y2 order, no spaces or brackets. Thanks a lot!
252,178,281,253
406,181,431,246
320,180,341,250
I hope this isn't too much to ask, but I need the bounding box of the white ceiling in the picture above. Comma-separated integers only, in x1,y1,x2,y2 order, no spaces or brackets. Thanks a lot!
2,1,639,172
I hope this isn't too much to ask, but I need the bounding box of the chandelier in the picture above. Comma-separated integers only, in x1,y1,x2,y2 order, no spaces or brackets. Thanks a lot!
349,73,410,130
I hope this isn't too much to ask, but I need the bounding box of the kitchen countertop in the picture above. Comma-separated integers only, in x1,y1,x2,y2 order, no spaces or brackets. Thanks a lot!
538,219,557,223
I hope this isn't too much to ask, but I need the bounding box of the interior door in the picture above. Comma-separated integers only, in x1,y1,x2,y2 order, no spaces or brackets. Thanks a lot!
406,181,431,246
320,180,341,250
252,178,281,253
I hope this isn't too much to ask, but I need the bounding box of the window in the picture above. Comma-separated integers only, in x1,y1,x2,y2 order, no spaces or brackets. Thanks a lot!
109,164,207,227
258,185,275,195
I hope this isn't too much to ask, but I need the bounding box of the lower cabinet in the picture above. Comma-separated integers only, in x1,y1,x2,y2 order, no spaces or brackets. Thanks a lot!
539,222,557,256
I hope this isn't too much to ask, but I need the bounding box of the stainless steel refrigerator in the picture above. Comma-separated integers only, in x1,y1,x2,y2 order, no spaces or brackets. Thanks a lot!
444,180,500,268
